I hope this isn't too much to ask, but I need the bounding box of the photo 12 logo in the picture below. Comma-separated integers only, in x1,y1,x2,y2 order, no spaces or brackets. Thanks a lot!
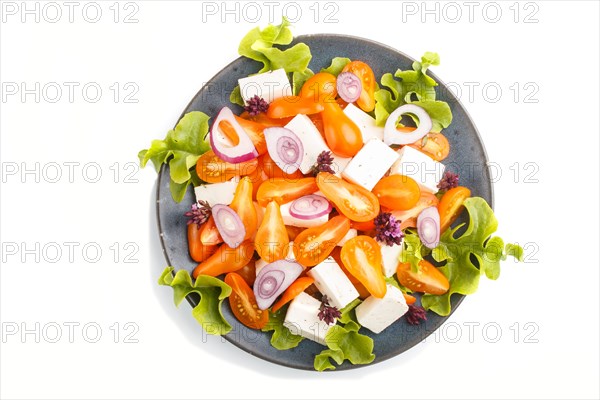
1,1,140,23
400,1,540,24
200,1,340,24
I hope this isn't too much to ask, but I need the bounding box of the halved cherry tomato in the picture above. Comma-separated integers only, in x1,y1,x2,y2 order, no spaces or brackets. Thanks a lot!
229,177,258,240
438,186,471,233
239,111,292,127
391,192,439,225
234,116,267,155
187,223,218,262
196,150,258,184
316,172,380,222
271,276,315,312
192,240,254,278
372,175,421,211
267,96,324,119
254,201,289,263
341,61,376,112
285,225,304,241
256,177,318,207
300,72,337,103
396,260,449,295
340,236,386,298
259,153,304,181
293,215,350,267
200,215,223,246
409,132,450,161
321,101,363,157
236,260,256,286
330,247,370,299
403,293,417,305
224,272,268,329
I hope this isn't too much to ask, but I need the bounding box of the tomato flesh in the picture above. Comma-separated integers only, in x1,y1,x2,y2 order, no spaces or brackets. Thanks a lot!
254,201,289,263
192,241,254,278
256,177,318,207
409,132,450,161
396,260,449,295
196,150,258,184
229,177,258,240
340,236,387,298
293,215,350,267
187,223,218,262
438,186,471,233
316,172,380,222
225,272,268,329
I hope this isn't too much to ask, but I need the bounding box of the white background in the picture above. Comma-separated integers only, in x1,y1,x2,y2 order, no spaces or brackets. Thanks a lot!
1,1,599,399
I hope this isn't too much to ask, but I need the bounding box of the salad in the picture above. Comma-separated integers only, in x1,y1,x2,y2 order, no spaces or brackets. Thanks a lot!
140,19,523,371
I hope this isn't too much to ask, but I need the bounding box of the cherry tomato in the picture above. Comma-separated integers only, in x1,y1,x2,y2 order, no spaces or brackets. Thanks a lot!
316,172,380,222
438,186,471,233
236,260,256,286
271,276,315,312
396,260,449,295
223,116,268,155
308,113,325,137
196,150,258,184
187,223,218,262
256,177,318,207
321,101,363,157
229,177,258,240
267,96,324,119
391,192,439,225
254,201,289,263
192,240,254,278
200,215,223,246
409,132,450,161
300,72,337,103
403,293,417,305
224,272,269,329
259,153,304,181
341,61,376,112
293,215,350,267
372,175,421,211
350,219,375,232
340,236,387,298
330,246,371,299
239,111,292,127
285,225,305,241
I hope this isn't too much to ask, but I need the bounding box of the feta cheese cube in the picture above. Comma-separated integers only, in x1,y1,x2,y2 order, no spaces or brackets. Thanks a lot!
238,68,292,104
343,103,384,142
337,228,357,247
194,178,238,206
307,257,359,309
390,146,445,193
256,242,296,276
284,292,334,345
280,201,329,228
379,242,403,277
342,139,399,191
284,114,351,175
355,284,409,334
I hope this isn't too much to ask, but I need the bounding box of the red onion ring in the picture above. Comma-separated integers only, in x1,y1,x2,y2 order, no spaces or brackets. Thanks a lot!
264,127,304,174
384,104,433,145
417,206,440,249
337,72,362,103
289,195,332,220
211,204,246,248
210,107,258,163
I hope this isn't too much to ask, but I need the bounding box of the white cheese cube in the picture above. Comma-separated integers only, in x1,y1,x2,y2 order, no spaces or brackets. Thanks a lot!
307,257,359,309
194,178,238,206
280,201,329,228
342,138,399,191
284,114,351,175
284,292,334,345
379,242,403,278
343,103,384,142
255,242,296,276
337,228,357,247
355,284,409,334
238,68,292,104
390,146,445,193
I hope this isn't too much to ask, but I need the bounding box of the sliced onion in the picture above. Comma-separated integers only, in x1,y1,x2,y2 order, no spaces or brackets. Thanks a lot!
211,204,246,248
417,206,440,249
289,195,332,220
210,107,258,163
337,72,362,103
384,104,433,145
253,259,304,310
263,127,304,174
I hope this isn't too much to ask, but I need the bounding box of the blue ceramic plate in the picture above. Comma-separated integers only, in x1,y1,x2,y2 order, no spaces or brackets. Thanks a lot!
156,34,493,370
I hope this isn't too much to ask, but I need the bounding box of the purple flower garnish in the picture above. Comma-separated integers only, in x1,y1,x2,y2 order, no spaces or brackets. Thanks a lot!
437,171,459,191
184,200,211,229
243,95,269,116
374,212,404,246
311,150,335,175
406,304,427,325
318,295,341,325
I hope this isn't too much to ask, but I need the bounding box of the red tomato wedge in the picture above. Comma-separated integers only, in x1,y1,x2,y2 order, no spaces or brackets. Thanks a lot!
396,260,449,295
293,215,350,267
316,172,380,222
224,272,269,329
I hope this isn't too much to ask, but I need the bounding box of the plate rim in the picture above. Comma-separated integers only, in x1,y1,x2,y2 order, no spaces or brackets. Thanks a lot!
155,33,493,371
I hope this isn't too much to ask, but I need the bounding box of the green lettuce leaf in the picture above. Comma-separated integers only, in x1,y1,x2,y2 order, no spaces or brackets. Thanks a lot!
321,57,351,76
138,111,211,202
422,197,524,316
400,230,426,273
158,267,232,335
374,52,452,131
338,298,361,324
261,306,304,350
314,321,375,371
